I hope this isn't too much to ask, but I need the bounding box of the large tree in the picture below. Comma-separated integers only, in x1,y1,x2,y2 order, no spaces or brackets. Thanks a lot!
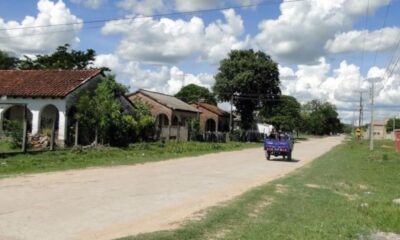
262,95,302,131
0,50,18,69
301,100,341,135
18,44,96,70
175,84,217,105
213,49,280,130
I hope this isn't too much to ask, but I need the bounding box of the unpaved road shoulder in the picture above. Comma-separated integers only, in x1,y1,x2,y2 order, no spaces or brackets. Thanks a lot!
0,136,343,240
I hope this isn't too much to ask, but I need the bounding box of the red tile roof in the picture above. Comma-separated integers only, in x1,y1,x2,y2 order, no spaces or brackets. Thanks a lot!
196,102,230,117
0,69,102,98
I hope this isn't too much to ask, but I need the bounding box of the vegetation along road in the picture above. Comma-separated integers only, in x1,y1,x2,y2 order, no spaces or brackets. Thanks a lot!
0,136,343,240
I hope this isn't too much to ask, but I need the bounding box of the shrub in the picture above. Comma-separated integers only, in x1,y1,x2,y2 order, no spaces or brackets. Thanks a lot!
3,120,23,149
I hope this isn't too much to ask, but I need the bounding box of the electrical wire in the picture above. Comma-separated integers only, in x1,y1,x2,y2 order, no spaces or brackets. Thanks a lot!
0,0,306,33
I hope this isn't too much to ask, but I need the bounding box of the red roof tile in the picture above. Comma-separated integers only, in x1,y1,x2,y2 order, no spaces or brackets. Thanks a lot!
196,103,230,117
0,69,102,98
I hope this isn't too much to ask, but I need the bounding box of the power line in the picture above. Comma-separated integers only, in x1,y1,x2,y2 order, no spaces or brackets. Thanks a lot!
358,0,370,89
378,34,400,92
0,0,306,33
371,1,391,67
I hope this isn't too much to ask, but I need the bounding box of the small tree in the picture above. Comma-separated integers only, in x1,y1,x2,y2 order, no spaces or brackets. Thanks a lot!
187,118,201,141
75,75,155,146
130,99,156,141
175,84,217,105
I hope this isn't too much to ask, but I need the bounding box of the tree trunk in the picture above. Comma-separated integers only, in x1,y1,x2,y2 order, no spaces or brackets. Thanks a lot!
94,125,98,146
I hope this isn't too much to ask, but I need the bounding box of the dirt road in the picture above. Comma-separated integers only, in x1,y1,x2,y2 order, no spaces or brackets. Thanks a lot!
0,136,343,240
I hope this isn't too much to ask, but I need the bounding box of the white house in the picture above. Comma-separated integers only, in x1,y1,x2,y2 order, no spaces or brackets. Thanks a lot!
0,69,103,145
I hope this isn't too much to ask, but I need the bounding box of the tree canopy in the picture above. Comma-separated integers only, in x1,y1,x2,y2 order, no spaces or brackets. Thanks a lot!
0,50,18,69
18,44,96,70
385,118,400,132
75,75,155,146
175,84,217,105
213,49,281,130
300,99,342,135
262,95,302,131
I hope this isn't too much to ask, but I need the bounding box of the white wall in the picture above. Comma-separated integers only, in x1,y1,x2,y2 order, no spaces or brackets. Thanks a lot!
0,98,66,141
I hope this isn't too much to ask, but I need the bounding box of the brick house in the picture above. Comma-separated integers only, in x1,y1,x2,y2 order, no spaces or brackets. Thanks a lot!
127,89,200,140
0,69,103,145
192,102,231,133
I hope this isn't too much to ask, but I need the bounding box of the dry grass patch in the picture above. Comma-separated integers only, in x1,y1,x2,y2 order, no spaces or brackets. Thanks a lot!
274,184,288,194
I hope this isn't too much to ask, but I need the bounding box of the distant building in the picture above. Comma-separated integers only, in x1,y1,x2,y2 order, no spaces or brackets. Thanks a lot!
127,89,200,140
364,119,392,140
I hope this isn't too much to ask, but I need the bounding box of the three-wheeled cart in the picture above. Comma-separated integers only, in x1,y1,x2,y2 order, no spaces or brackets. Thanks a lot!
264,134,294,161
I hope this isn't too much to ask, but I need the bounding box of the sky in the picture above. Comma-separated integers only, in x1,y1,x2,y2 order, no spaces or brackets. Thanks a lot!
0,0,399,124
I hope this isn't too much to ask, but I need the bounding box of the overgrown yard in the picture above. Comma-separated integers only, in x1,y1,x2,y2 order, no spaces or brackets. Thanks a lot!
0,140,13,152
123,140,400,240
0,141,259,177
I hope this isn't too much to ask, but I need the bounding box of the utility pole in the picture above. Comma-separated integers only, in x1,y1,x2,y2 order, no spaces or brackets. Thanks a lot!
351,109,356,136
369,80,375,151
358,91,366,127
229,95,233,132
393,116,396,140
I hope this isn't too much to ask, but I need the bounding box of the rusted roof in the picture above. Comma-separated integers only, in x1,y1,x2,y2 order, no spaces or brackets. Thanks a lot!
128,89,200,113
196,102,230,117
0,69,102,98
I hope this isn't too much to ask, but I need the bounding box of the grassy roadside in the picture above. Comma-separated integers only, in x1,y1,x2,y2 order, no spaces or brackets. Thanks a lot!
0,141,259,177
123,140,400,240
0,140,13,152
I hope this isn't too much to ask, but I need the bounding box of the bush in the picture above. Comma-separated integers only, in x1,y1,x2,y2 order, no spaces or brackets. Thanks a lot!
40,128,52,137
3,120,23,149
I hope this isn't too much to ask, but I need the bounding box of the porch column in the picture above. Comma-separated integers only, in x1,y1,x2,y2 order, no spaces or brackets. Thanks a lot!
31,110,40,136
58,110,66,141
0,108,4,136
215,118,219,134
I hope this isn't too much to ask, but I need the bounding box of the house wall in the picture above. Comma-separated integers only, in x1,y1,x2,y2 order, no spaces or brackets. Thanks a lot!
0,75,102,145
364,124,392,140
192,105,220,133
0,98,67,142
129,92,173,123
129,92,197,140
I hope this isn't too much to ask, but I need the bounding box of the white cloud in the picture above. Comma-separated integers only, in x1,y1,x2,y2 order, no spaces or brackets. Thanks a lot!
102,9,247,64
175,0,220,11
70,0,105,9
253,0,391,64
93,54,215,95
117,0,165,15
0,0,82,55
279,57,400,122
325,27,400,53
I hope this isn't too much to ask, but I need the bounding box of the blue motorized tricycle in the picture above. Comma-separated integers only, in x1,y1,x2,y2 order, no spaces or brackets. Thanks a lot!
264,133,294,161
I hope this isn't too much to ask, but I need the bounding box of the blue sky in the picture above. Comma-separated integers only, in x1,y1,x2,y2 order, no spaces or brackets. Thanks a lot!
0,0,399,123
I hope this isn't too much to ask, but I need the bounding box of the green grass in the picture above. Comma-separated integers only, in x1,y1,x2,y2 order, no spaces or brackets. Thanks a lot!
0,141,259,178
122,140,400,240
0,140,14,152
